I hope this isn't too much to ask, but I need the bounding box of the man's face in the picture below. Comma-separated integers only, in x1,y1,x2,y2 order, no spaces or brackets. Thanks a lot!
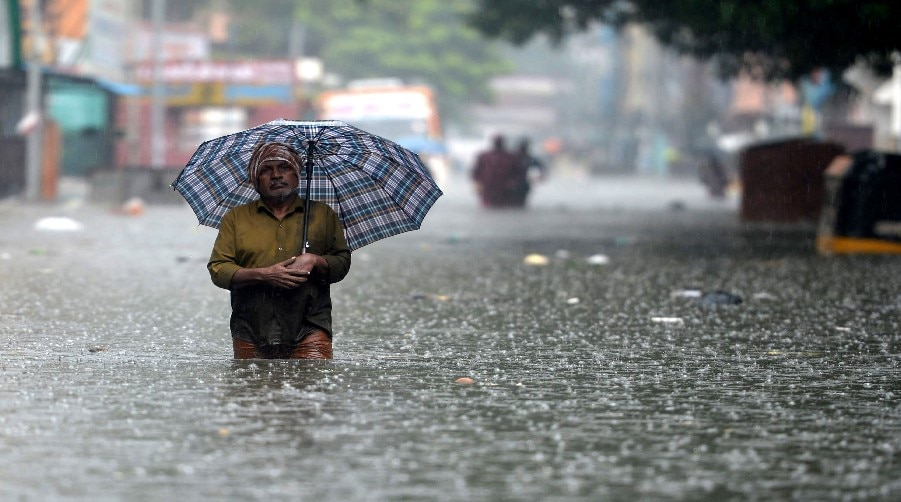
256,160,299,202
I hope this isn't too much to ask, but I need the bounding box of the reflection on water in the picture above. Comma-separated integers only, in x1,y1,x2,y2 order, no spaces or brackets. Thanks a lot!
0,188,899,500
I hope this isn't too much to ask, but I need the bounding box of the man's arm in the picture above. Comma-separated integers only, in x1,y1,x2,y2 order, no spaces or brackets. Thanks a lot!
230,257,311,289
208,212,241,290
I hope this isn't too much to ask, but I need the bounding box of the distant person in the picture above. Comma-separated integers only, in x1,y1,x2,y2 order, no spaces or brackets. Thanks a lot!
513,138,547,206
699,153,729,199
471,134,525,208
207,142,352,359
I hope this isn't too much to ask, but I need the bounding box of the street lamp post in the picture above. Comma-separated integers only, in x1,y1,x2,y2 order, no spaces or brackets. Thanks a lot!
24,0,44,201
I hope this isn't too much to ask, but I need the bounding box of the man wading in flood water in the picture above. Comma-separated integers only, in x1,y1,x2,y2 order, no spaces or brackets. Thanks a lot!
207,142,351,359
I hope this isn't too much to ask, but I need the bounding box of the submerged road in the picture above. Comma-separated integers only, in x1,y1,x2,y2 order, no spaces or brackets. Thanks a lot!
0,173,898,500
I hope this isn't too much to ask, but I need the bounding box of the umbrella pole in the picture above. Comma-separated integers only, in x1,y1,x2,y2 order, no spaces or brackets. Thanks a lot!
301,142,315,254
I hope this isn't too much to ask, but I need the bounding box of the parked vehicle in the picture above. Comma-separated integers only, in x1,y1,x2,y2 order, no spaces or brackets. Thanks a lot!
316,79,449,187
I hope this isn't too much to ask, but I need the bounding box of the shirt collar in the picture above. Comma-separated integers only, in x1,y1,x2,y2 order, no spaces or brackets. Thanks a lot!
253,196,305,217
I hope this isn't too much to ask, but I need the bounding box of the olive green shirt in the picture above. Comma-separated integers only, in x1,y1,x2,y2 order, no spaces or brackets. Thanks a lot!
208,197,351,345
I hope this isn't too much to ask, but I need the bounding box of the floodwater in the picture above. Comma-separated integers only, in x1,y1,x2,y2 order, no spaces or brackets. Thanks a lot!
1,175,898,501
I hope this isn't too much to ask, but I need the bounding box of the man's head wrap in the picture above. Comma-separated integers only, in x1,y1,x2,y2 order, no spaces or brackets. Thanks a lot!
247,142,303,188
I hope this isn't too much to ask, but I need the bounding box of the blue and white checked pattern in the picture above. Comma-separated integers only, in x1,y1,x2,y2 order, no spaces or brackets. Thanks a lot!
171,120,443,250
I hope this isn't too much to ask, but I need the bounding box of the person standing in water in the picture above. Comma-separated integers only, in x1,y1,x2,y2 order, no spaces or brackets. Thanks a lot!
207,142,351,359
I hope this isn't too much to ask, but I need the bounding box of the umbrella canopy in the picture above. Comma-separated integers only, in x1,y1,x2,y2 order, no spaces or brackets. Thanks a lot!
172,119,443,250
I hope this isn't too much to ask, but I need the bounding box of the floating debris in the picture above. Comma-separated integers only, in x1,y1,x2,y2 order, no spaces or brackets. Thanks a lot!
669,200,687,211
446,233,468,244
671,289,703,298
672,289,743,305
651,317,684,324
523,253,550,266
410,293,450,302
120,197,145,216
455,377,475,385
700,290,743,306
586,254,610,265
767,349,825,357
566,297,580,305
34,217,83,232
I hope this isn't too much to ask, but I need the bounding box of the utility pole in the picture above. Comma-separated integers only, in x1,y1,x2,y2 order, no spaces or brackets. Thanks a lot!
892,52,901,152
125,0,141,166
149,0,166,168
24,0,44,201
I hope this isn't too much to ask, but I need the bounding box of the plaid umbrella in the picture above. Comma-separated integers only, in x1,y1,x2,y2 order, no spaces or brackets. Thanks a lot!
171,119,443,251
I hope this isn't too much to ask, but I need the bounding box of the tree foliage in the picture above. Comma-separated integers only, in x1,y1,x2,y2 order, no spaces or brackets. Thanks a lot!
225,0,513,118
468,0,901,80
